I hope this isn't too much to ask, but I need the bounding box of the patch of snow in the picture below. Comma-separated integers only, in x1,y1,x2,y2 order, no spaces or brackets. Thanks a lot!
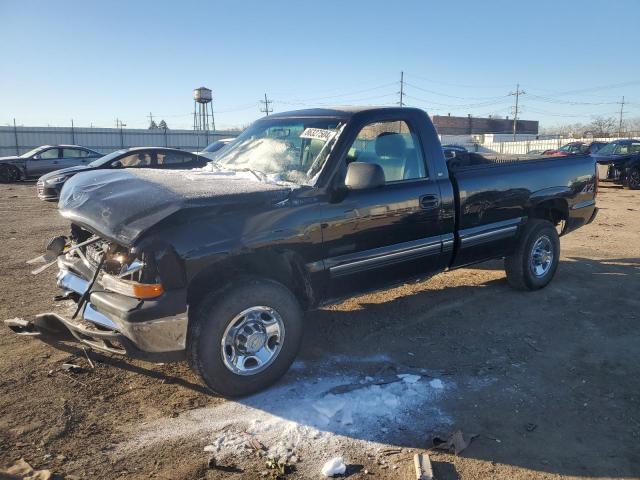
397,373,421,384
321,457,346,477
429,379,445,389
118,357,454,471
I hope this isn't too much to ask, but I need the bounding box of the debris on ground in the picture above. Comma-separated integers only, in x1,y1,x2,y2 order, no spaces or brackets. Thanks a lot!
525,422,538,432
61,363,82,373
379,447,402,456
265,457,293,479
413,453,434,480
206,455,243,473
321,457,346,477
2,458,53,479
81,348,94,369
431,430,478,455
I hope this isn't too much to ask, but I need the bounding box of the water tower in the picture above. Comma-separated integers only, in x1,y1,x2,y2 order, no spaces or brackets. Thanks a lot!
193,87,215,132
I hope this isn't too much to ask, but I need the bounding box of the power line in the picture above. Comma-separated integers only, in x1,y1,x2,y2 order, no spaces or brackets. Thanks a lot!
276,82,397,104
260,93,273,116
403,72,512,90
404,80,510,101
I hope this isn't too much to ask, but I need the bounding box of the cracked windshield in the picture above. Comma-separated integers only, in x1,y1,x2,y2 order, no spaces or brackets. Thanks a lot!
214,118,343,185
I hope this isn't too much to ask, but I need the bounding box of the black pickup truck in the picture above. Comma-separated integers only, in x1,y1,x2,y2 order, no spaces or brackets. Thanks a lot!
7,107,598,397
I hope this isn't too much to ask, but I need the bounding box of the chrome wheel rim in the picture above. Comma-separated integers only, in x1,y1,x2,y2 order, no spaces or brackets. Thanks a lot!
530,235,553,277
221,306,285,376
629,169,640,188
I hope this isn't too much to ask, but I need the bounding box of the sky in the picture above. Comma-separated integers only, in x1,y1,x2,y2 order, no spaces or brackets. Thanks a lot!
2,0,640,131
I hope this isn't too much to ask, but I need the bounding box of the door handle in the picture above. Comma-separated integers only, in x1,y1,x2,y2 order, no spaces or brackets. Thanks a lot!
419,194,439,210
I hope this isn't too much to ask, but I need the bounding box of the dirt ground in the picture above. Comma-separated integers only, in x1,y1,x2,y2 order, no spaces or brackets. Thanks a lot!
0,182,639,480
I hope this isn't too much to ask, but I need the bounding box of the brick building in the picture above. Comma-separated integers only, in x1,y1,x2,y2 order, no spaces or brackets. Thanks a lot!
432,114,538,135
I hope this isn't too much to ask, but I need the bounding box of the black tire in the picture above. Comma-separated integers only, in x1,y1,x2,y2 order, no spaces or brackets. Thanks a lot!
504,219,560,291
0,165,21,183
626,167,640,190
187,277,303,397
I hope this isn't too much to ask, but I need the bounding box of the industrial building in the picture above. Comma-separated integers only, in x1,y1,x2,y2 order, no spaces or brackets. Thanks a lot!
432,114,539,135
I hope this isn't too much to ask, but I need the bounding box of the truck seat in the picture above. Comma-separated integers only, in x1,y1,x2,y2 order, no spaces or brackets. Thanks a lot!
374,132,407,181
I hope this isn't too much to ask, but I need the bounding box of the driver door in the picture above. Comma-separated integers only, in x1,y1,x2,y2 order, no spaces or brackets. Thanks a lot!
26,148,61,176
319,115,447,300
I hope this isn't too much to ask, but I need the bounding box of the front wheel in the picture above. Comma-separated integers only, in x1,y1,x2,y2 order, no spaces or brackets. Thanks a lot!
0,165,21,183
626,167,640,190
187,278,303,397
504,219,560,291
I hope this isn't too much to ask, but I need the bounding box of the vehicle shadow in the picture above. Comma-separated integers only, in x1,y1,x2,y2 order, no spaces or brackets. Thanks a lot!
231,255,640,478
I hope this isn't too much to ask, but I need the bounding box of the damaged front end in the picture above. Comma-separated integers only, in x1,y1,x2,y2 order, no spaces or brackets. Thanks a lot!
6,225,188,362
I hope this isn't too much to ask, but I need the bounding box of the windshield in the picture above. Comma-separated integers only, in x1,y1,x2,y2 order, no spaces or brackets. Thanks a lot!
596,142,640,156
88,149,125,167
595,142,618,155
213,117,345,185
19,147,46,158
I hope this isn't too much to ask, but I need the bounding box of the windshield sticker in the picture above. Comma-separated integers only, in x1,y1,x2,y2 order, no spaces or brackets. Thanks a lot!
299,128,336,141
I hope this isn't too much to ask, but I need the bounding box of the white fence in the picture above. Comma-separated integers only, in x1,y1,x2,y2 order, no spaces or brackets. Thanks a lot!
442,134,640,156
0,126,240,157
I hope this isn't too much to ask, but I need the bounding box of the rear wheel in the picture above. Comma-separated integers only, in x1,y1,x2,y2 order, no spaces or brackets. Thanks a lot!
187,277,303,397
0,165,20,183
505,219,560,290
626,167,640,190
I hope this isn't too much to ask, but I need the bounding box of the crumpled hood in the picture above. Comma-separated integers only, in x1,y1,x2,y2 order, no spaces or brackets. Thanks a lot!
58,168,292,245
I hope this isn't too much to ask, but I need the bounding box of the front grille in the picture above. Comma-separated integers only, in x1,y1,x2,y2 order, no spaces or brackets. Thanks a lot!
36,180,44,196
85,241,108,269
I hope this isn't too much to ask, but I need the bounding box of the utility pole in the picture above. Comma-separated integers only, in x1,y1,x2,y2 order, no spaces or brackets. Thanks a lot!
115,118,126,147
259,93,273,116
398,71,405,107
509,83,525,141
618,96,625,137
147,112,155,128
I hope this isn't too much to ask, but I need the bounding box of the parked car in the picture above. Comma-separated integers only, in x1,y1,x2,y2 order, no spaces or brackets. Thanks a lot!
441,144,467,159
198,138,235,160
591,139,640,189
0,145,102,183
542,141,607,157
442,146,491,169
7,107,598,397
36,147,208,201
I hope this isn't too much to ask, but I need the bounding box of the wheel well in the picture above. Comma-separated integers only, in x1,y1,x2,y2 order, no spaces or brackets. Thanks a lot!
186,250,314,312
529,199,568,229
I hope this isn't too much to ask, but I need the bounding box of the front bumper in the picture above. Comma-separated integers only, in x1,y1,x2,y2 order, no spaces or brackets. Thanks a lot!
6,258,188,362
36,180,62,201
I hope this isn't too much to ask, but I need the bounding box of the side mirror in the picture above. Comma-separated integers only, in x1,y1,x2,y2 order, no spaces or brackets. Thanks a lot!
344,162,385,190
33,154,40,160
111,160,123,168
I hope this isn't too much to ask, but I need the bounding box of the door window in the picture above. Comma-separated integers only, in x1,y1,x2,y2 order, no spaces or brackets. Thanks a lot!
156,151,196,165
117,152,153,167
346,120,426,182
62,148,91,158
39,148,59,160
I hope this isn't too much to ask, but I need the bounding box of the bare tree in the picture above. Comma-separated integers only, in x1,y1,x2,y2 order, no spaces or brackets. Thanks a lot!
587,116,616,137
